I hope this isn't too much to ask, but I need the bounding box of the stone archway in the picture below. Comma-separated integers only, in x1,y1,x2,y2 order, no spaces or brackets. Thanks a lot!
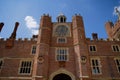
49,68,75,80
53,73,72,80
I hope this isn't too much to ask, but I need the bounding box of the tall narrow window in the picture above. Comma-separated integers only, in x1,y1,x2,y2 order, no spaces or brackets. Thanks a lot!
115,58,120,73
31,45,36,54
0,59,3,70
89,45,96,52
56,48,69,61
19,60,32,74
91,58,102,74
112,45,120,52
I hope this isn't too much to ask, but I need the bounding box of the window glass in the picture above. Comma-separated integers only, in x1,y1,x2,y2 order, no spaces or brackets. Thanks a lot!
19,60,32,74
115,58,120,72
31,45,36,54
89,45,96,52
91,58,102,74
56,48,69,61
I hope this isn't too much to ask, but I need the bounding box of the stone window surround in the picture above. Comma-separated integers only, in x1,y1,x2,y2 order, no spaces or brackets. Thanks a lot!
31,45,37,55
111,45,120,52
90,57,102,75
55,47,69,61
18,59,33,75
89,45,97,52
114,58,120,73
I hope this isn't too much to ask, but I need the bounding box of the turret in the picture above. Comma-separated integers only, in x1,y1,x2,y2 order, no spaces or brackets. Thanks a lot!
72,14,89,80
72,14,86,45
39,14,52,44
0,22,4,32
32,14,52,80
105,21,113,39
57,13,67,23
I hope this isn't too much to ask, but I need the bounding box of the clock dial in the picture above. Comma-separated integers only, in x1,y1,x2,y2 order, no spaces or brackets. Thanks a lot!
55,25,69,36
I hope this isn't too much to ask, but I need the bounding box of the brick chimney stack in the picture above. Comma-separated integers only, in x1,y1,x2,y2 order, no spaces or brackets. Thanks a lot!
9,22,19,39
6,22,19,48
105,21,113,39
0,22,4,32
92,33,98,40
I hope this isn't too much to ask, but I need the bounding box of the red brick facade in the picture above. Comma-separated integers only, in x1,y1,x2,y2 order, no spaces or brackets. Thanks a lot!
0,14,120,80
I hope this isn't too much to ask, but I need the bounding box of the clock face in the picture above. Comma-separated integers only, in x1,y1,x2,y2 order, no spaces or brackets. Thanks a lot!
55,25,69,36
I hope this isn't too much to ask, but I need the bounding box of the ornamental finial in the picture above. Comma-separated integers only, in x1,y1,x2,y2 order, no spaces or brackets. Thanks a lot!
115,8,120,20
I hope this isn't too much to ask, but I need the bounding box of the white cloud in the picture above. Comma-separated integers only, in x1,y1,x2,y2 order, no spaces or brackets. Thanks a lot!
31,29,38,35
25,16,39,35
25,16,38,29
113,6,120,15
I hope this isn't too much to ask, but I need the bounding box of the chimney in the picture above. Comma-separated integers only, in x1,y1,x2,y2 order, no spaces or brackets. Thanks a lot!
9,22,19,39
92,33,98,40
0,22,4,32
6,22,19,48
32,35,38,40
32,35,38,38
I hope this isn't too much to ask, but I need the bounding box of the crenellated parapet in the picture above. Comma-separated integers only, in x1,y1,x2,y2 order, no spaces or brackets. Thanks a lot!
41,13,51,19
86,37,120,42
0,38,37,42
0,38,5,41
1,37,120,42
16,38,37,41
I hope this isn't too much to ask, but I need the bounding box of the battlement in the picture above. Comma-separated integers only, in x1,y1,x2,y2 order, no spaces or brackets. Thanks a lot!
41,13,51,18
74,13,81,16
72,14,82,18
86,38,120,42
0,38,37,42
1,37,120,42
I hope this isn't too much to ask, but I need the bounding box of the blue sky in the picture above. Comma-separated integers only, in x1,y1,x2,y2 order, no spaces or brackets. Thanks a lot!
0,0,119,39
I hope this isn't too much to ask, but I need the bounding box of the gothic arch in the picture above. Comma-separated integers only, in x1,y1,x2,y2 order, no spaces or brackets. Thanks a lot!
49,68,75,80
